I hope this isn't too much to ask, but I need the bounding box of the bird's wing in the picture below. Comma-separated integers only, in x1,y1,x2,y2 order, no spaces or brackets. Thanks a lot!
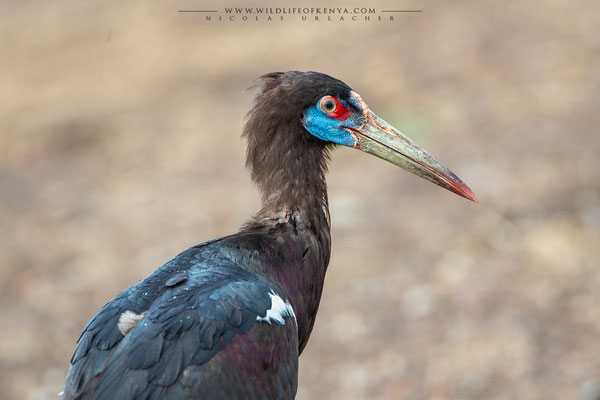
63,242,298,400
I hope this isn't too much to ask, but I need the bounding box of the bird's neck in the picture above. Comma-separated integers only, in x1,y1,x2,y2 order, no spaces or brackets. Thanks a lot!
245,136,331,248
245,126,332,231
243,130,332,351
252,163,330,230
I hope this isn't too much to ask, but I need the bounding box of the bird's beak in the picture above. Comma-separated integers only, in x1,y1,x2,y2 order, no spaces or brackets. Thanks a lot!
344,92,478,202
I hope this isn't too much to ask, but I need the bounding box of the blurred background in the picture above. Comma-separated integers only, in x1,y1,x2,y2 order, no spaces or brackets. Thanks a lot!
1,0,599,399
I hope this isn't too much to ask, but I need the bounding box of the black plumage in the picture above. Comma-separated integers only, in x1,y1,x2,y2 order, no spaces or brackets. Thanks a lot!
65,237,302,399
63,71,476,400
64,72,343,400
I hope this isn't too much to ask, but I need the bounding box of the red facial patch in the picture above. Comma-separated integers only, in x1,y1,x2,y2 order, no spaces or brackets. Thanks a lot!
329,97,352,121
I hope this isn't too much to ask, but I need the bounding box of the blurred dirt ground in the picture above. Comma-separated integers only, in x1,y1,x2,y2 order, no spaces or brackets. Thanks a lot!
1,1,599,399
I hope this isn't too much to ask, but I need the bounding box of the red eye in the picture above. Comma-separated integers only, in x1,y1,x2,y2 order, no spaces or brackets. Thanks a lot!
319,96,351,121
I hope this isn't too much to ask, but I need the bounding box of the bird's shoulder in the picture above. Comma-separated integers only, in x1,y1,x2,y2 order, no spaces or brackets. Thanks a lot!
64,234,297,399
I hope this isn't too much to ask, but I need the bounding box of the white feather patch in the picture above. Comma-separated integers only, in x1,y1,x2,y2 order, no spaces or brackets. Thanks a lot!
117,311,147,336
256,291,296,325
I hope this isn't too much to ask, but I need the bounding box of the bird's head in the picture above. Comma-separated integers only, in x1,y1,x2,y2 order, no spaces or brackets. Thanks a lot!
247,71,477,202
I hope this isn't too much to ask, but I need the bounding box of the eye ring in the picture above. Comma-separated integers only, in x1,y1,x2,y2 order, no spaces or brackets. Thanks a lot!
319,96,338,114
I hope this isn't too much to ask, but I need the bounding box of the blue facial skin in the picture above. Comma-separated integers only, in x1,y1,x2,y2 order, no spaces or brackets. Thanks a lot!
301,98,361,147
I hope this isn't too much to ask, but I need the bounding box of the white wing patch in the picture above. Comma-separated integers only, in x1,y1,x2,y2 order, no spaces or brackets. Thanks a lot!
256,291,296,325
117,311,147,336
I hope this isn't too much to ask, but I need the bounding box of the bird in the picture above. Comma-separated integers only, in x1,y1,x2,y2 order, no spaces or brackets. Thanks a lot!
62,71,477,400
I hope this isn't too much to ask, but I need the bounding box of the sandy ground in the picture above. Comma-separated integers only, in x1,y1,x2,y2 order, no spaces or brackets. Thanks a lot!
1,1,599,399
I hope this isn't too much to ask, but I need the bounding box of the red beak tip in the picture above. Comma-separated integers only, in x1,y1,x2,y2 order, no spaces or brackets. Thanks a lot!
453,182,478,203
463,189,478,203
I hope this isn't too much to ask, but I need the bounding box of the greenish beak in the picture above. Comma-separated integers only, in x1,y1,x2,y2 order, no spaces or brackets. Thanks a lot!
345,92,478,202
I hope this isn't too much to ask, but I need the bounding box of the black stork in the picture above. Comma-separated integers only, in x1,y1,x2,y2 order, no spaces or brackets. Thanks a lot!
62,71,477,400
